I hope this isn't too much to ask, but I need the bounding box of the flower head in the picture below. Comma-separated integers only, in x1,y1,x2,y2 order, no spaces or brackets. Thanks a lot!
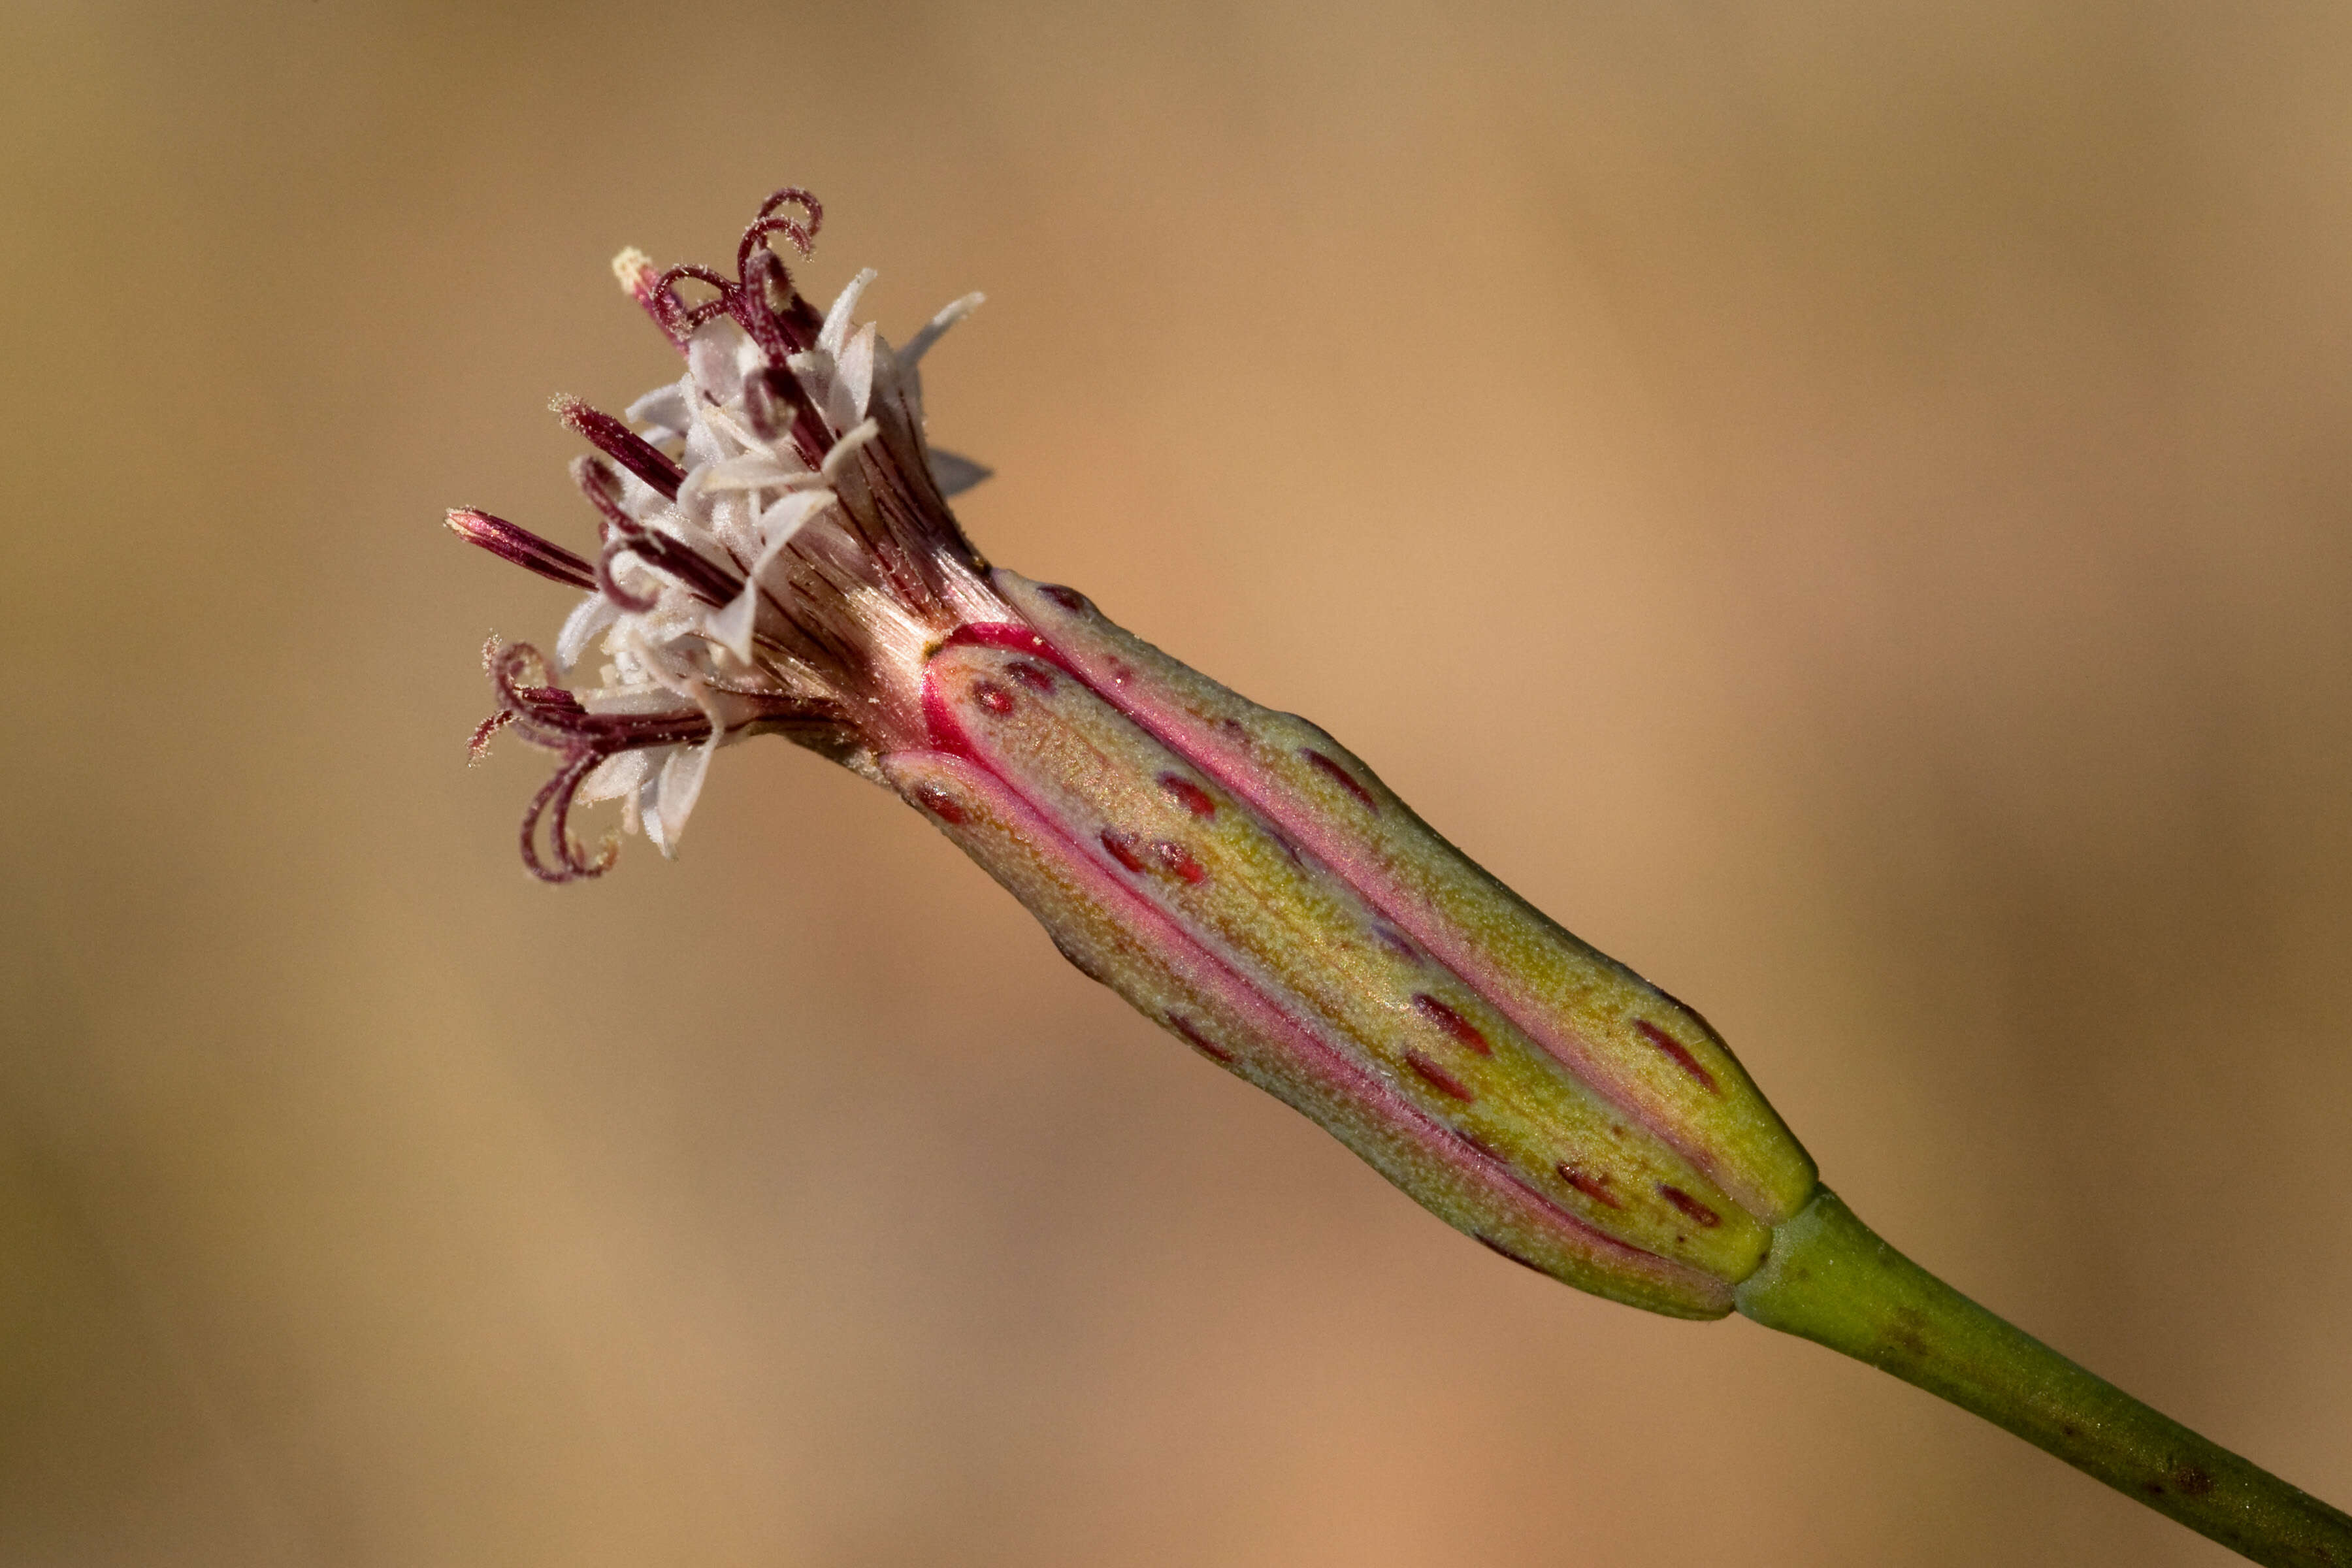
454,187,1003,879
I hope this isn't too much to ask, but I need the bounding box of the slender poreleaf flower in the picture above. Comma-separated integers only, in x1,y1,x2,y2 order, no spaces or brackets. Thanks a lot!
452,188,2351,1567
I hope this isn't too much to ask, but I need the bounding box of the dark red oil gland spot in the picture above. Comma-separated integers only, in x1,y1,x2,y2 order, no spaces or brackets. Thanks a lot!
1037,583,1090,612
1300,748,1379,811
1476,1236,1546,1275
1657,1186,1723,1228
1168,1015,1234,1064
2172,1465,2215,1498
1100,829,1147,873
1108,660,1134,687
1458,1131,1505,1162
972,680,1016,716
911,783,967,825
1158,773,1217,817
1405,1052,1476,1102
1556,1164,1624,1209
1412,994,1492,1055
1007,661,1056,694
1370,924,1420,961
1635,1020,1720,1094
1151,840,1207,884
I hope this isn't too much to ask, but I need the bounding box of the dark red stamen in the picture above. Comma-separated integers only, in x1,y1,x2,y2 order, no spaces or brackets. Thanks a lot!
480,641,716,884
616,259,677,340
1301,748,1378,810
446,510,595,590
1100,829,1147,873
553,395,685,500
1557,1164,1624,1209
1151,840,1207,884
738,364,808,444
467,710,512,760
1658,1186,1723,1227
570,456,638,540
489,643,717,753
1635,1021,1720,1094
727,246,804,366
648,262,738,337
621,536,737,607
517,747,617,884
1405,1052,1475,1102
608,524,745,608
1159,774,1217,817
479,640,853,883
595,538,661,612
1412,993,1492,1055
745,186,823,262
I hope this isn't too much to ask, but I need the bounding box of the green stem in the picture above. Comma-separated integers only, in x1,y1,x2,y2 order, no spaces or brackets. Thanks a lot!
1736,1188,2352,1567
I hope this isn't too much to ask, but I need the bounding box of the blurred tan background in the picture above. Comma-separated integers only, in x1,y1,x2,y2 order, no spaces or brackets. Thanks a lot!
4,2,2349,1563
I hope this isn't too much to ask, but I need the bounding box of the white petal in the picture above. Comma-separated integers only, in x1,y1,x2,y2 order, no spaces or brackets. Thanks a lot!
757,486,834,545
615,466,670,520
555,594,621,673
783,348,834,412
681,427,724,476
898,292,983,371
694,679,775,740
733,329,766,382
704,583,761,666
636,764,671,855
820,268,877,355
578,683,696,717
643,740,713,857
700,453,799,491
576,748,650,807
673,463,713,520
687,323,747,405
698,401,772,455
702,493,831,664
708,493,760,563
625,381,691,437
837,322,878,420
925,448,992,497
819,419,881,482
